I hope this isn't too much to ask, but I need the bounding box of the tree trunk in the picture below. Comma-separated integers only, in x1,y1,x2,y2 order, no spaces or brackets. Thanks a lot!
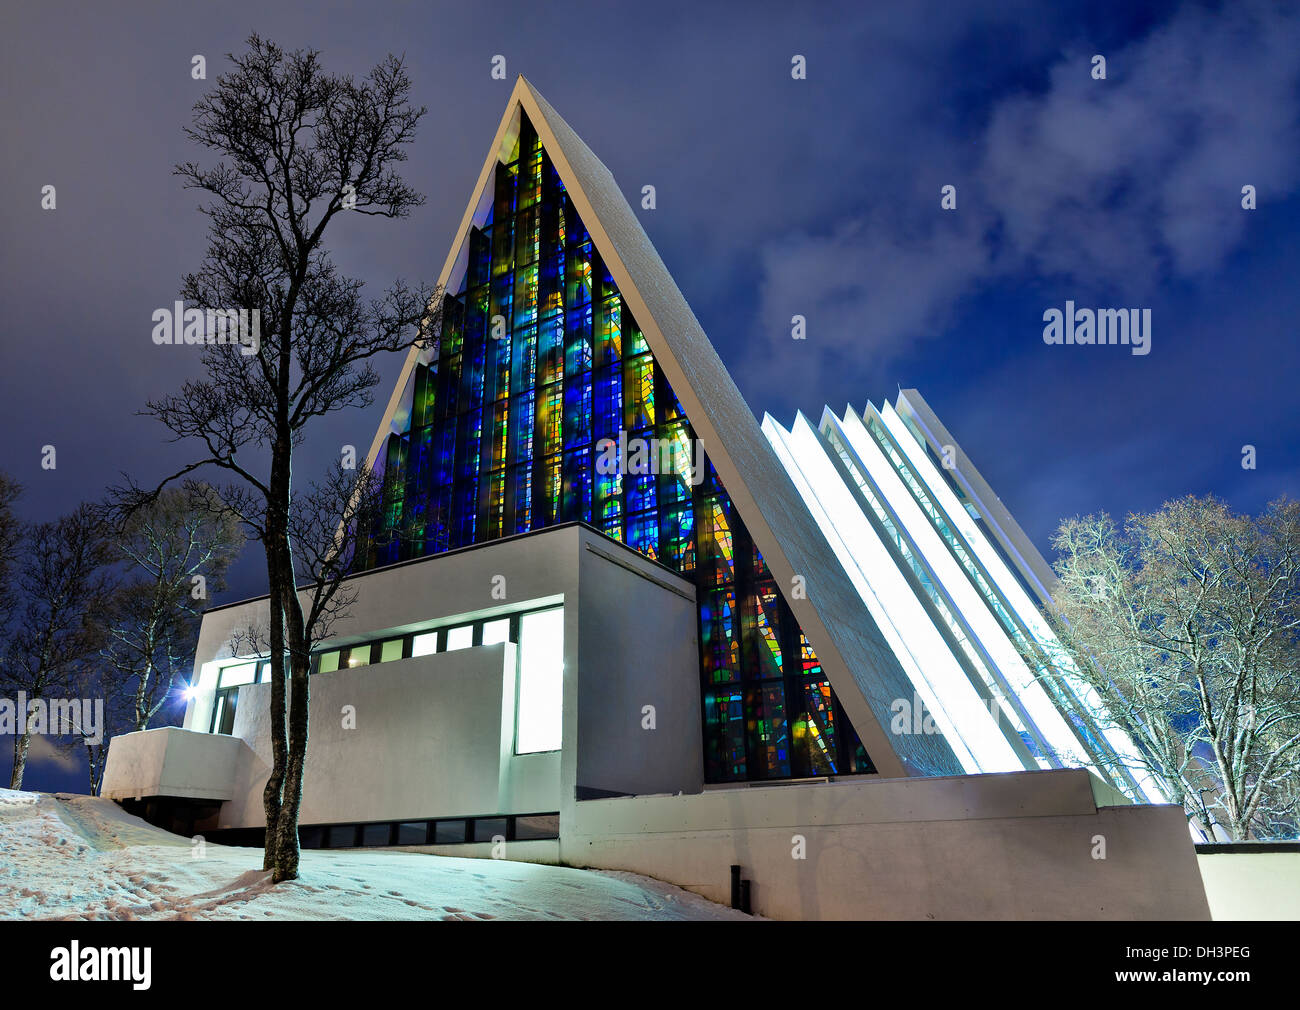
9,727,34,789
272,537,311,882
261,437,294,872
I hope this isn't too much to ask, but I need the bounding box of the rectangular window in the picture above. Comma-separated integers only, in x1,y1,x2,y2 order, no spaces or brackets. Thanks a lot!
516,607,563,753
379,638,404,664
318,650,341,674
360,823,392,847
482,619,511,646
411,632,438,658
473,817,509,843
445,625,473,652
434,820,468,845
395,822,429,845
219,662,257,688
345,647,369,670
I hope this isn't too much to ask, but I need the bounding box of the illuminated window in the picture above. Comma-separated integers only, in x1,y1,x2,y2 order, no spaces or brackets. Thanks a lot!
482,619,511,646
445,625,473,651
219,663,257,688
516,607,563,753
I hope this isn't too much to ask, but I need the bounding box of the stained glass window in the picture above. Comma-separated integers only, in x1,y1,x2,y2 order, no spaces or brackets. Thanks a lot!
363,110,873,782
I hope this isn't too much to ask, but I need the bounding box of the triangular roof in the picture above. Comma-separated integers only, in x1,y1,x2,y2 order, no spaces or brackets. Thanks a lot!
366,78,962,778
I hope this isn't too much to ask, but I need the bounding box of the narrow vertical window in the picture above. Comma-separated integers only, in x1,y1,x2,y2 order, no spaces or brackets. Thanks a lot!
516,608,563,753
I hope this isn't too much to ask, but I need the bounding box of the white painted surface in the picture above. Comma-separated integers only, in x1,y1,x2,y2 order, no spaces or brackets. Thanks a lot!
101,727,245,802
561,768,1211,920
219,643,555,828
1197,851,1300,920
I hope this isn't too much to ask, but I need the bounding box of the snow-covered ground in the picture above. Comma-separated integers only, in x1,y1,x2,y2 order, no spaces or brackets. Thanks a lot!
0,789,752,921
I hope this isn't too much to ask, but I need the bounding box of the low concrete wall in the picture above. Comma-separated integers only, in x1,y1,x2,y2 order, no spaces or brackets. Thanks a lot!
101,727,246,802
219,642,562,829
560,768,1211,920
1197,847,1300,920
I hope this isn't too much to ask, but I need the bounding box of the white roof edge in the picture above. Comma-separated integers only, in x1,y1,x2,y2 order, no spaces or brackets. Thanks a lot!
519,80,959,778
895,389,1059,601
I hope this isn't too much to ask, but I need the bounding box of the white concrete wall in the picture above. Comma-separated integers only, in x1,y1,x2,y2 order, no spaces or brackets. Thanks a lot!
1197,850,1300,920
574,541,702,798
219,642,561,828
170,524,700,830
101,727,246,802
560,768,1211,920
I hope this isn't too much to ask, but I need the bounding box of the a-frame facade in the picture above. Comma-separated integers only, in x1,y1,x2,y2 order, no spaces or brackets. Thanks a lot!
361,78,962,782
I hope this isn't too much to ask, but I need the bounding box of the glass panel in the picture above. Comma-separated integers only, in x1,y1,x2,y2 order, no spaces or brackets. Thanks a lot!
318,650,340,674
380,638,404,663
701,588,739,684
742,582,785,681
482,619,510,646
411,632,438,657
704,687,746,781
473,817,508,843
445,625,473,651
745,682,791,779
513,814,560,840
792,678,838,777
345,646,369,669
326,825,357,848
395,822,429,845
219,662,257,688
217,691,238,736
517,608,563,753
360,823,392,847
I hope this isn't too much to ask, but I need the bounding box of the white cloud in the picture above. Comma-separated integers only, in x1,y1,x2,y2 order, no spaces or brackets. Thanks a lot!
750,1,1300,396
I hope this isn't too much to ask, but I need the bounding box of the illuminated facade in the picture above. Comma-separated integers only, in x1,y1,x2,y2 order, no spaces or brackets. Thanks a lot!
764,397,1165,802
99,80,1211,919
360,108,873,784
354,79,1163,802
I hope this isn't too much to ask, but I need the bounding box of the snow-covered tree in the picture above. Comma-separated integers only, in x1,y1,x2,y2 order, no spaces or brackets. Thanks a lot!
1041,495,1300,839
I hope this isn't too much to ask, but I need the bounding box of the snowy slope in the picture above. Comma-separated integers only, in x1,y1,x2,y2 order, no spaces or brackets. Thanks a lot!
0,789,753,921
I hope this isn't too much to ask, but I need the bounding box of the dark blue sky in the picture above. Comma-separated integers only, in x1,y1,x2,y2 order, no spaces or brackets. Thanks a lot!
3,0,1298,791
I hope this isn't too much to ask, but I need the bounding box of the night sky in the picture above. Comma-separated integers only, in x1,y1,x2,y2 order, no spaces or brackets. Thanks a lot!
3,0,1298,791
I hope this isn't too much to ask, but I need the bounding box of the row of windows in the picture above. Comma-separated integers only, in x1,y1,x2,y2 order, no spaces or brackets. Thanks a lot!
207,606,564,754
205,812,560,851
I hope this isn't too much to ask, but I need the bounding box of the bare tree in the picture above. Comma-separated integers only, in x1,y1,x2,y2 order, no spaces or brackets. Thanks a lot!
120,34,439,881
2,504,113,789
103,487,243,732
63,658,130,796
1041,495,1300,839
0,474,22,633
